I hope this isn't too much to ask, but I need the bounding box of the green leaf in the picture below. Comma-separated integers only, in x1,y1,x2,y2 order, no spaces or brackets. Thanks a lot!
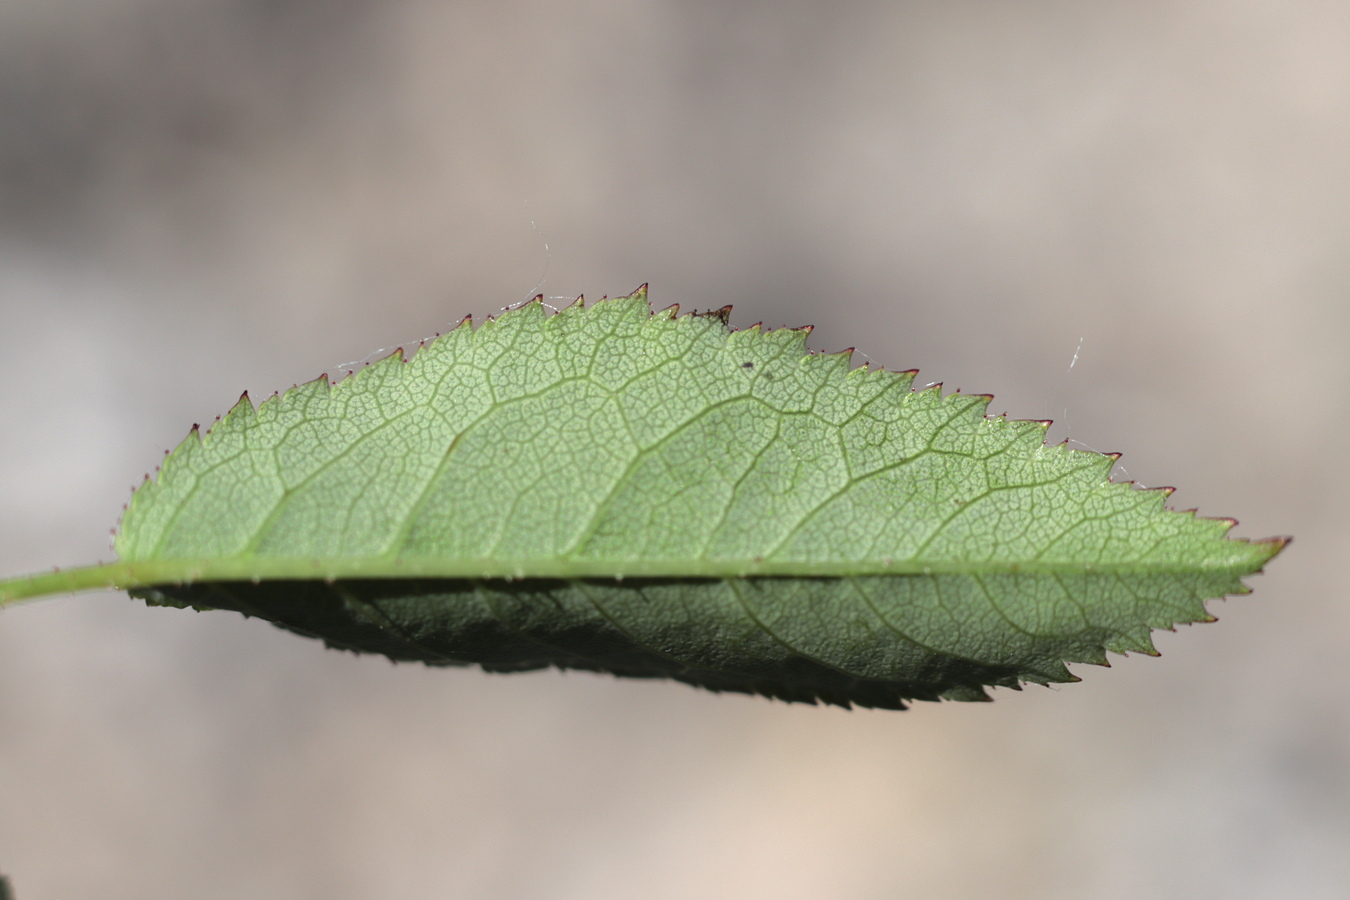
0,288,1285,708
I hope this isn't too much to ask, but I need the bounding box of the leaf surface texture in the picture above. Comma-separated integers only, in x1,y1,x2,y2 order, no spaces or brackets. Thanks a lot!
8,290,1285,707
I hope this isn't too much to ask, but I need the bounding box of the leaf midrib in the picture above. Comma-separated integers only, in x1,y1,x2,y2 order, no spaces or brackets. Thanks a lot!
0,547,1277,604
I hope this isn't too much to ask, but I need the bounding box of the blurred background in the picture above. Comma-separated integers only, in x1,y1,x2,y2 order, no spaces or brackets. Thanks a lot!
0,0,1343,897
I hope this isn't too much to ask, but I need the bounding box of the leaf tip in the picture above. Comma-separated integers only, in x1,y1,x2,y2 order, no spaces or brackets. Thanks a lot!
1247,534,1291,568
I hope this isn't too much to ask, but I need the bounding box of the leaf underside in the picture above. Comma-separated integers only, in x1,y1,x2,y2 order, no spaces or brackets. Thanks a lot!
3,289,1284,708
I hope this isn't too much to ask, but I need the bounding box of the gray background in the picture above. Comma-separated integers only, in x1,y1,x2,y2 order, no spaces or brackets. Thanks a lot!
0,1,1343,897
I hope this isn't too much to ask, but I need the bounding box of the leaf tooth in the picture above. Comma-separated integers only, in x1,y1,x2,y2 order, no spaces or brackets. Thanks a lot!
1103,627,1160,657
1079,449,1121,476
813,347,854,375
1073,644,1110,666
948,389,995,414
506,293,544,312
137,423,202,499
203,391,259,441
226,390,256,418
254,390,282,414
276,375,325,407
938,684,993,702
1020,660,1079,685
765,323,812,352
890,368,918,389
914,380,943,398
